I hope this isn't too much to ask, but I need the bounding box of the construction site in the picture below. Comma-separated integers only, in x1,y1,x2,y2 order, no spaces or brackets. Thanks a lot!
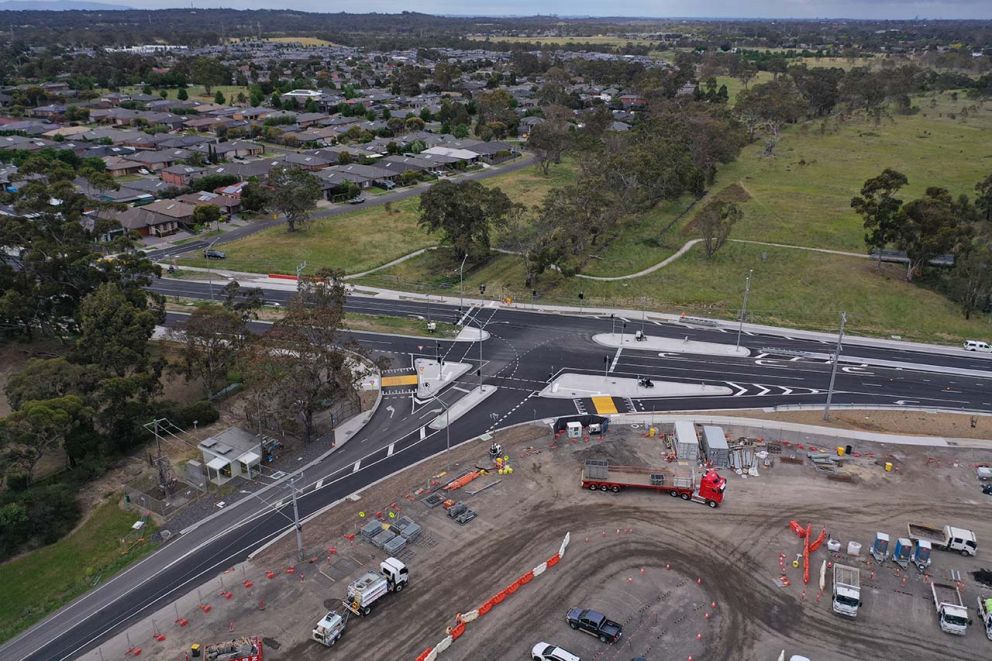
87,417,992,661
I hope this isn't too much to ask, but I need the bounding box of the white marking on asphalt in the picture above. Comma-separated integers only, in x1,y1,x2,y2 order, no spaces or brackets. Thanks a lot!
457,306,476,326
387,443,395,457
420,426,427,440
352,460,361,473
609,347,623,373
755,384,771,396
315,478,324,490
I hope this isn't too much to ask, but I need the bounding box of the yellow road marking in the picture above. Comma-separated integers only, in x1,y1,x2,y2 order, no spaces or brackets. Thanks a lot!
381,374,418,387
591,395,618,414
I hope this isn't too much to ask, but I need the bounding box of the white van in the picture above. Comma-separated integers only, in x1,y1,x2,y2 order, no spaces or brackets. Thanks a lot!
964,340,991,352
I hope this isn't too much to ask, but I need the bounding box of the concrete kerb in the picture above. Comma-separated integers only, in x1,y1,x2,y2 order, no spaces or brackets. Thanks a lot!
179,357,383,537
428,386,498,430
593,332,751,357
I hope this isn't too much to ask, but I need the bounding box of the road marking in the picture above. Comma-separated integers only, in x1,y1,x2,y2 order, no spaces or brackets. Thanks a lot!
609,347,623,373
352,460,361,473
591,395,618,414
780,387,793,395
382,374,418,387
315,478,324,490
726,381,746,397
387,443,395,457
457,306,476,325
420,426,426,440
755,385,771,396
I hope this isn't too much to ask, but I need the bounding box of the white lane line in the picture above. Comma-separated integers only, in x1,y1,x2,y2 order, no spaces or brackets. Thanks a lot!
457,306,476,326
352,460,361,473
420,426,427,440
315,478,324,490
609,347,623,373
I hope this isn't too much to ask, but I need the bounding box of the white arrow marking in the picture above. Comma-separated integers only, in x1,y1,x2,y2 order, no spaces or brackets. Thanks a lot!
780,387,793,395
725,382,747,397
753,352,768,359
754,384,771,396
386,405,395,418
755,359,779,366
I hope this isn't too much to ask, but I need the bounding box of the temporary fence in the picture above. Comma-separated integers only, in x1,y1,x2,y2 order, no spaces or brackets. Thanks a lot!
413,532,571,661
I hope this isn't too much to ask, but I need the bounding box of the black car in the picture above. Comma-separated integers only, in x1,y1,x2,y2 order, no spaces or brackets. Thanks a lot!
566,608,622,643
203,249,226,259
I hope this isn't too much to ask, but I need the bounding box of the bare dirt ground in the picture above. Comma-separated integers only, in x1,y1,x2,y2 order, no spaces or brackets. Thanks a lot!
123,420,992,661
710,408,992,442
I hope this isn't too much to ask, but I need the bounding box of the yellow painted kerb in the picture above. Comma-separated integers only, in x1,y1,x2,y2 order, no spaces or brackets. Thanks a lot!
381,375,419,387
591,396,618,414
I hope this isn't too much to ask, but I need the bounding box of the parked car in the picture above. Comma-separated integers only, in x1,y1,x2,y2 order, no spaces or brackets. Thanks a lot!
566,608,622,643
348,195,366,204
531,642,580,661
203,249,226,259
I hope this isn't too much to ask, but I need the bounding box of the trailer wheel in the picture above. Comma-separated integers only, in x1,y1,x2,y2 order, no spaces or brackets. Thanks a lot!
361,606,371,616
706,500,717,508
680,493,690,500
669,490,678,497
611,485,621,493
600,485,609,492
589,484,598,491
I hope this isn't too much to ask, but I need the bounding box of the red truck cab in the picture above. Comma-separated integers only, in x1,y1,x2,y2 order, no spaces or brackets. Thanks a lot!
698,470,727,505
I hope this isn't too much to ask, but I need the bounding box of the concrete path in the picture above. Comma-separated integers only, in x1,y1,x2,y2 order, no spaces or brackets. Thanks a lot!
428,386,498,429
539,373,732,399
609,413,988,448
575,239,703,281
593,332,750,357
414,358,471,398
343,246,438,280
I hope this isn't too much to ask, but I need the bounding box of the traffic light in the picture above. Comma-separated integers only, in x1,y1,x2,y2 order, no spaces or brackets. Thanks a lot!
479,284,486,295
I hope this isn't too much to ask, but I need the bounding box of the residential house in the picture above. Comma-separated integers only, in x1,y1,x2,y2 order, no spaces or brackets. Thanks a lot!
205,157,286,181
160,164,206,188
102,156,146,177
141,198,197,230
175,190,241,215
97,206,178,237
123,149,193,173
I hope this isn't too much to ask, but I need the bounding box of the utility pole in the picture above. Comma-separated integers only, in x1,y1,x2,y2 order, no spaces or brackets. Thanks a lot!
603,355,609,377
823,311,847,421
289,474,304,562
735,269,753,351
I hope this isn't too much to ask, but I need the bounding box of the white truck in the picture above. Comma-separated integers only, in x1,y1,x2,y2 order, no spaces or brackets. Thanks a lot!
931,582,970,635
831,563,861,618
344,557,409,616
979,594,992,641
312,610,347,647
907,523,978,557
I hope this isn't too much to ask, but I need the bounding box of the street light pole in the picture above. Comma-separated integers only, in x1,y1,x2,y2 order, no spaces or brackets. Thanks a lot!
458,253,468,320
823,311,848,421
289,474,304,562
603,355,609,377
434,395,451,454
735,269,753,351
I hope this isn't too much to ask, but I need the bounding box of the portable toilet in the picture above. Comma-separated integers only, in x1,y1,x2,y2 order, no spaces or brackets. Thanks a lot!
893,537,913,568
913,539,932,571
566,421,582,439
871,532,890,563
673,420,700,463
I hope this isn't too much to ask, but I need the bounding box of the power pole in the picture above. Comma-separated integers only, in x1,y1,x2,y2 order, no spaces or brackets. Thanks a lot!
735,269,753,351
295,260,307,290
289,474,304,562
823,311,848,421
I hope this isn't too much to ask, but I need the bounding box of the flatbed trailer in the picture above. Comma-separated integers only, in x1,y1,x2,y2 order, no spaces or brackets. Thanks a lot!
580,461,726,507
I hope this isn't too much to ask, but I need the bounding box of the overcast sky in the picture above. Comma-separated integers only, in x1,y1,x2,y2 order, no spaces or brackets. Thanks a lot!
100,1,992,20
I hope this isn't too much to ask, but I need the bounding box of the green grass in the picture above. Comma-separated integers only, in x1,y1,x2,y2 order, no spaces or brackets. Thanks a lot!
468,35,658,46
697,90,992,252
0,500,158,643
121,85,252,103
178,160,575,276
715,72,775,106
359,242,992,343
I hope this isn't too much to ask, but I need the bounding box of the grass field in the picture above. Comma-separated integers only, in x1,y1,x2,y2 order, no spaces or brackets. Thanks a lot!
468,34,658,46
696,90,992,252
122,84,251,103
358,241,992,343
178,160,575,276
0,500,158,644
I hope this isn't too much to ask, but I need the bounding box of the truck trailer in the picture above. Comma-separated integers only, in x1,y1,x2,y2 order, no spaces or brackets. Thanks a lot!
931,582,970,635
831,564,861,618
907,523,978,557
580,460,726,507
978,594,992,641
312,610,347,647
188,636,263,661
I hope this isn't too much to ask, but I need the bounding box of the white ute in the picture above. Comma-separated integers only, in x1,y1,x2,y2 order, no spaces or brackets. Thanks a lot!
532,642,581,661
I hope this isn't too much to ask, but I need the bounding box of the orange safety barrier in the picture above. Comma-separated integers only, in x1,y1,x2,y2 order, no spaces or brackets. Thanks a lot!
518,571,534,585
492,590,507,604
547,554,560,568
788,520,806,538
416,649,433,661
478,601,493,616
444,471,481,491
506,581,519,594
450,623,466,640
268,273,298,280
808,529,827,553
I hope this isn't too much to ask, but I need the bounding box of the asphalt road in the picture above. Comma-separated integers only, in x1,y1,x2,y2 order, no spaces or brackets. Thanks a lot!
142,154,537,262
6,277,992,660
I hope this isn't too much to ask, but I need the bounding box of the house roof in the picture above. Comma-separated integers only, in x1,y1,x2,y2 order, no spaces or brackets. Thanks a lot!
143,199,197,219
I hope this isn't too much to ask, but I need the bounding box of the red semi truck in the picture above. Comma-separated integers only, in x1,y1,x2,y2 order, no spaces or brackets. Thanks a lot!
580,460,727,508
